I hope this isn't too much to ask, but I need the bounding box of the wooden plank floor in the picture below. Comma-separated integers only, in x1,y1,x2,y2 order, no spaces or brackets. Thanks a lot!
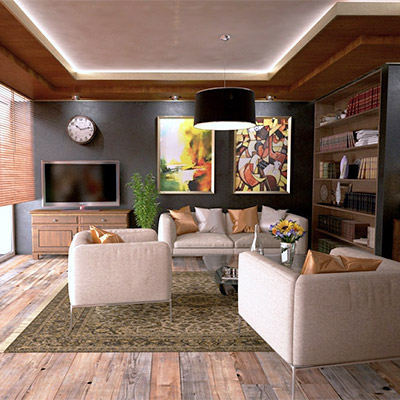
0,255,399,400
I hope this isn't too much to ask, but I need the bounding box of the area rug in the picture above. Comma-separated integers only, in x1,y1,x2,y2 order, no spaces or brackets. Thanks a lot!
5,272,271,353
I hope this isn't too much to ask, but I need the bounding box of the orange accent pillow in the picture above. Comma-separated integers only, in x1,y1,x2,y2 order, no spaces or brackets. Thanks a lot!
89,226,124,244
168,206,198,236
301,250,346,274
301,250,381,274
339,255,381,272
228,206,259,234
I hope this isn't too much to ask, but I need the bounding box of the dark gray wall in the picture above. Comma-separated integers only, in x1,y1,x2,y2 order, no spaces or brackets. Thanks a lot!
16,100,314,254
376,64,400,257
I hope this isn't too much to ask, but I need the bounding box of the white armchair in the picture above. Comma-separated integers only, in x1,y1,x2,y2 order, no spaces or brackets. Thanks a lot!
68,228,172,330
238,248,400,400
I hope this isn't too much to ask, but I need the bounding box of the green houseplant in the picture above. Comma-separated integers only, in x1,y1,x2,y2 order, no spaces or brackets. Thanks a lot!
126,172,160,229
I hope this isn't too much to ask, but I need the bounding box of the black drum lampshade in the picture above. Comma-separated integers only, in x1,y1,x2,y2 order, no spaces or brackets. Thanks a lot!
194,87,256,130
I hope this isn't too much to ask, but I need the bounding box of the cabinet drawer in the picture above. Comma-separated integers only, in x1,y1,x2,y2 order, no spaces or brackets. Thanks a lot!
79,215,127,225
32,215,78,224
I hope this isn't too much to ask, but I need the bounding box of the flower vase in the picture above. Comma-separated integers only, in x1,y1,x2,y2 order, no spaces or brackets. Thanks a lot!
280,242,295,267
250,224,263,255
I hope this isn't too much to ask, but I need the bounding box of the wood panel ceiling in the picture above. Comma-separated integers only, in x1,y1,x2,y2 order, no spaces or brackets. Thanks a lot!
1,3,400,101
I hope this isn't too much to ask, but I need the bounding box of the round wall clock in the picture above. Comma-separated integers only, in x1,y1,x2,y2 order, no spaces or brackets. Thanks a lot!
319,184,329,202
67,115,96,144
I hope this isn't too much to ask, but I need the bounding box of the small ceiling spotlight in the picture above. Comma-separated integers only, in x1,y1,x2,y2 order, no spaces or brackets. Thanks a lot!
72,94,80,101
266,95,275,101
170,95,180,101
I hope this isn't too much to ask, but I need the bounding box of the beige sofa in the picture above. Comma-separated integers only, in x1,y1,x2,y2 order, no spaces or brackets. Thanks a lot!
238,247,400,400
158,211,308,256
68,228,172,329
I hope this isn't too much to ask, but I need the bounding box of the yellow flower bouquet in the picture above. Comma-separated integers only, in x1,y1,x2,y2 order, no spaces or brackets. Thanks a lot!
269,219,305,244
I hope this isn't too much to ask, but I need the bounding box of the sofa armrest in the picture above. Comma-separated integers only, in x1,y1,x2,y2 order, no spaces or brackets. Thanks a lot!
286,213,308,255
68,241,172,307
158,213,177,251
293,270,400,367
238,251,299,364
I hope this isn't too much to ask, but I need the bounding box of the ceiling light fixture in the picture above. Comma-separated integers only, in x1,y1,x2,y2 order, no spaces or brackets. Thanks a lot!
194,34,256,131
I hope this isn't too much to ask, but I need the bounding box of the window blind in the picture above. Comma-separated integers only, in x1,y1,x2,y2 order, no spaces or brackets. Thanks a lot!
0,83,34,207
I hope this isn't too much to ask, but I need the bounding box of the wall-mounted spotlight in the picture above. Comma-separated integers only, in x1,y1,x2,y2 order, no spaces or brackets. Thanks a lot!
72,95,80,101
266,95,275,101
170,95,180,101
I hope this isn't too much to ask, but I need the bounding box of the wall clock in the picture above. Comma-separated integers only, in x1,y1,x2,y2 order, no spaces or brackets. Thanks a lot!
319,184,329,202
67,115,97,144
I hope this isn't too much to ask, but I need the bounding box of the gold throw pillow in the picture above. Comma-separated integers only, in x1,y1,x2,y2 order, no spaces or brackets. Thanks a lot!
168,206,198,236
228,206,259,234
339,255,381,272
89,225,124,244
301,250,345,274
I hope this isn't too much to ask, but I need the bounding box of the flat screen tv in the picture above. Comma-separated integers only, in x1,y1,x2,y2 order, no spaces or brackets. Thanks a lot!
41,160,120,208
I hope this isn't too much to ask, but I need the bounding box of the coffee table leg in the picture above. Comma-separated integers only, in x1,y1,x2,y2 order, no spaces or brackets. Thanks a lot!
219,283,236,295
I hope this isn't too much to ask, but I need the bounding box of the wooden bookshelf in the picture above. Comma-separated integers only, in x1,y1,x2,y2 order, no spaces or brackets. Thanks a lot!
312,69,381,253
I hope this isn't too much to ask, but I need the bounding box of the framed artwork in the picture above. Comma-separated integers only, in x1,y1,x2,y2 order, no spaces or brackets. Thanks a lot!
157,116,214,194
233,116,292,194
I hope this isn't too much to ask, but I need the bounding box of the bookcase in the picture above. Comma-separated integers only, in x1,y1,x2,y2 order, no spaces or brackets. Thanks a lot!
312,69,381,254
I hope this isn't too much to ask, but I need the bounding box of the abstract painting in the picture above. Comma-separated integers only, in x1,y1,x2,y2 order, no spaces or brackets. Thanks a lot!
234,116,291,194
158,117,214,193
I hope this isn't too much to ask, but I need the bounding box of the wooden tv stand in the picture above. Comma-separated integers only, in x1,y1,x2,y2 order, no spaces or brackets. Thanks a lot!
30,209,131,260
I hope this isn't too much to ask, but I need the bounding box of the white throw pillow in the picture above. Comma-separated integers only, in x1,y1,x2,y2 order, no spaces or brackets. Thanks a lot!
259,205,287,232
195,207,225,234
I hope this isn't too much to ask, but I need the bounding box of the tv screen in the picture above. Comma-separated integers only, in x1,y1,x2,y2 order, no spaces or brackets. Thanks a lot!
41,161,120,207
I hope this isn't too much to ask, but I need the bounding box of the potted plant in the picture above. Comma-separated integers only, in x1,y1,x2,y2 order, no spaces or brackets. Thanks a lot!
126,172,160,229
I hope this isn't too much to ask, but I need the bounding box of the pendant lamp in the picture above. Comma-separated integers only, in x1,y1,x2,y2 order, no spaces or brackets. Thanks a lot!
194,34,256,131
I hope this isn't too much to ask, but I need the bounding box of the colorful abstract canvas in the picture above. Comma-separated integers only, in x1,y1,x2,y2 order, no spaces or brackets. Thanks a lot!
158,117,214,193
234,117,292,194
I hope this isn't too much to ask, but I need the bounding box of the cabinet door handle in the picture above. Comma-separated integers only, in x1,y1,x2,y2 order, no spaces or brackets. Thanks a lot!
52,219,58,222
101,218,106,222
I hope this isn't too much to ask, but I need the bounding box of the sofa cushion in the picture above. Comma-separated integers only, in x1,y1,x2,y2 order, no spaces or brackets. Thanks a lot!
229,232,280,249
90,226,124,244
259,205,288,233
195,207,225,233
228,206,259,234
169,205,198,236
339,255,381,272
174,232,234,248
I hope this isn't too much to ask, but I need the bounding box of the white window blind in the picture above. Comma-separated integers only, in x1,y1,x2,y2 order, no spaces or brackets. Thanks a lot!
0,83,34,206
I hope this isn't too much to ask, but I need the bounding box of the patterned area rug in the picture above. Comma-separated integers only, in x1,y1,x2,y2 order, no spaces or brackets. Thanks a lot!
5,272,271,353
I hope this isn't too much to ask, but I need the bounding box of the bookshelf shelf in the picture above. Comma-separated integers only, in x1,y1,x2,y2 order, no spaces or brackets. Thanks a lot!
314,203,375,218
316,107,379,130
312,69,381,254
314,143,378,155
315,228,374,253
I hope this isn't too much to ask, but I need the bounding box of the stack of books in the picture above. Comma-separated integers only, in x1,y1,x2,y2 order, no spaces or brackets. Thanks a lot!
341,220,369,241
318,215,343,235
343,192,376,214
357,156,378,179
319,131,355,152
355,129,379,147
346,85,380,116
319,161,339,178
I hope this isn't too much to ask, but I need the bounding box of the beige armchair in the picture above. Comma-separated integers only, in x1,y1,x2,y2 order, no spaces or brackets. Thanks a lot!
238,248,400,400
68,228,172,330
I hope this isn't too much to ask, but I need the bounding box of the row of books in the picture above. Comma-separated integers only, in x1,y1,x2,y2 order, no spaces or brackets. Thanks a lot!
318,215,369,241
318,215,343,236
343,192,376,214
346,85,380,116
319,131,355,152
319,161,339,178
358,157,378,179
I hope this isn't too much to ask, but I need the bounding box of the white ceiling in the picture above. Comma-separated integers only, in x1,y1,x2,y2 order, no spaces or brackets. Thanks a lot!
6,0,400,80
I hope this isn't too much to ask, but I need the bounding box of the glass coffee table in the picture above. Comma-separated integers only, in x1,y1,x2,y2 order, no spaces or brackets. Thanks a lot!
203,253,305,295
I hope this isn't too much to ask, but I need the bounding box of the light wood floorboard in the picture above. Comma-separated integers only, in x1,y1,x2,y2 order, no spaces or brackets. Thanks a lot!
0,255,399,399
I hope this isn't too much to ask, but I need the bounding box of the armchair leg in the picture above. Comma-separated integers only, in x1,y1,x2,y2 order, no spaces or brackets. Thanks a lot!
169,299,172,323
69,306,74,334
291,365,297,400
